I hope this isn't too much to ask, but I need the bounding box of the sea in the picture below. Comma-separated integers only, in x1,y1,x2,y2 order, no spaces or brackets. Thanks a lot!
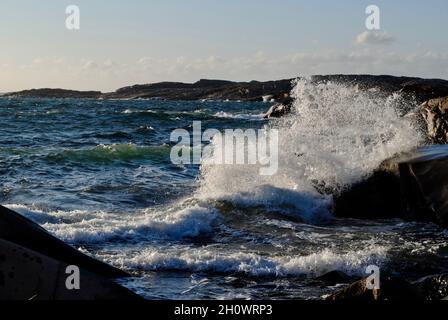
1,80,447,299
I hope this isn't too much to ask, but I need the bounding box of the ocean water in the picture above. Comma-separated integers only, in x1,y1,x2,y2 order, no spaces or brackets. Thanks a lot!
1,80,448,299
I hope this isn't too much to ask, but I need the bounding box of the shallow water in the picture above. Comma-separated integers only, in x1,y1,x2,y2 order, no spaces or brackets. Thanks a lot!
1,81,448,299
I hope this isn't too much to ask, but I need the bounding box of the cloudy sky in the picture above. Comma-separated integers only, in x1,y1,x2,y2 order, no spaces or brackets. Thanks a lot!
1,0,447,92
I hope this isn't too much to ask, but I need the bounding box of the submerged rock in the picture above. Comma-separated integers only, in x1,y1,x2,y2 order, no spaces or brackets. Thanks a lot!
0,239,141,300
0,205,128,278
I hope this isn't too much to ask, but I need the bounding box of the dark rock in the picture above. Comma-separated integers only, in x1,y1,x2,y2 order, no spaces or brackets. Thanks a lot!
263,102,292,119
327,275,422,301
5,75,448,103
419,97,448,144
0,205,128,278
0,239,141,300
399,146,448,227
334,158,402,219
334,145,448,227
4,88,102,99
412,274,448,300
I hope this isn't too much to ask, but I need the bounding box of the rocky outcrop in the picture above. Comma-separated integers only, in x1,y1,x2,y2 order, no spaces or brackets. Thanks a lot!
334,145,448,228
5,75,448,103
4,89,102,99
328,273,448,301
412,274,448,300
0,205,128,278
399,146,448,227
419,97,448,144
334,160,402,219
327,275,421,301
0,205,140,300
263,98,293,119
0,239,141,300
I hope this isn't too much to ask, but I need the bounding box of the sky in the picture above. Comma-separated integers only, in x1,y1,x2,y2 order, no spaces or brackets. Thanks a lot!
0,0,447,92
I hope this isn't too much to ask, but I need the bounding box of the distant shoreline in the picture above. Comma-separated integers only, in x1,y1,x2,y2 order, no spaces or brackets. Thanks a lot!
3,74,448,104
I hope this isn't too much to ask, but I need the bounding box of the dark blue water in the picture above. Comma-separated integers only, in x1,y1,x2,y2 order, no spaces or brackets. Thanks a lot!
1,96,447,300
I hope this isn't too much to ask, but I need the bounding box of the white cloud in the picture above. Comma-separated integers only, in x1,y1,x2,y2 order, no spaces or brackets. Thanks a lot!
356,31,395,45
3,50,448,92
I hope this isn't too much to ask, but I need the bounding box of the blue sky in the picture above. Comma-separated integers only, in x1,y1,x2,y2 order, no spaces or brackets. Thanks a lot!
1,0,447,91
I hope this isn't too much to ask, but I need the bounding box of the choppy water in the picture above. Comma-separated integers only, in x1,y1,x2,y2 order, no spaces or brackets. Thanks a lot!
1,80,448,299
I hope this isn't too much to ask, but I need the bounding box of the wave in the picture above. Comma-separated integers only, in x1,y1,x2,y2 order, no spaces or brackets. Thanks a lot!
5,203,219,243
115,244,389,277
194,79,422,222
213,111,264,121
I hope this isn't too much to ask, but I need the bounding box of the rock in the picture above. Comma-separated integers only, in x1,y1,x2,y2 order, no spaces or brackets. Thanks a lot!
263,97,294,119
263,103,291,119
6,75,448,102
419,97,448,144
327,275,422,301
399,145,448,227
0,205,128,278
334,145,448,227
4,89,102,99
0,239,141,300
334,158,402,219
412,274,448,300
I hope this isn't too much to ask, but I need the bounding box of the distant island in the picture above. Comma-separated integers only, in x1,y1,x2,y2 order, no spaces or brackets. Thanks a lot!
3,75,448,104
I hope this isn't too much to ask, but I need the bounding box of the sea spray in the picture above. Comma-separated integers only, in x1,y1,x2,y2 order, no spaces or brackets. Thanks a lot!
196,79,422,222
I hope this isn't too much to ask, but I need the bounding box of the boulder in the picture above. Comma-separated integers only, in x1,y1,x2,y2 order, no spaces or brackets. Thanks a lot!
334,145,448,227
334,158,402,219
419,97,448,144
0,205,128,278
263,97,294,119
412,274,448,300
327,275,421,301
0,239,141,300
399,145,448,227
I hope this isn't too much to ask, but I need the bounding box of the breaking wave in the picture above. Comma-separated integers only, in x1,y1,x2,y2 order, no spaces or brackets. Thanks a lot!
195,79,422,222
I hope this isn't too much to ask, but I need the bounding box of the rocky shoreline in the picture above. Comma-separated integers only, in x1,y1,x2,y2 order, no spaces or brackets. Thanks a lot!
4,75,448,104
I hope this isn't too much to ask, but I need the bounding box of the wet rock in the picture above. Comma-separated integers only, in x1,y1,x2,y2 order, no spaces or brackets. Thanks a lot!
334,158,402,219
0,205,128,278
399,146,448,227
263,101,293,119
334,145,448,228
0,239,141,300
327,275,421,301
419,97,448,144
412,274,448,300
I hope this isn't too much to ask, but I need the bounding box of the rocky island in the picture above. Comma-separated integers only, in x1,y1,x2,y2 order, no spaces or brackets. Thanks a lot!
5,75,448,105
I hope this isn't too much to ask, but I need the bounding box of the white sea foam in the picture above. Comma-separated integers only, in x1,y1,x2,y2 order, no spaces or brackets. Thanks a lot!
5,203,219,243
213,111,264,121
115,244,389,277
196,79,422,222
